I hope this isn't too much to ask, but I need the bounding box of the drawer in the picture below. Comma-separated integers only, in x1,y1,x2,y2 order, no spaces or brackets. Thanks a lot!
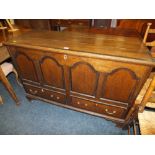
43,89,66,104
71,97,126,118
24,84,66,104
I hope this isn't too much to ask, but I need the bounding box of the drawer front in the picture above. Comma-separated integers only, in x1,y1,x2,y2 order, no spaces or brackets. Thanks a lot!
24,84,66,104
42,89,66,104
71,97,126,118
53,20,89,27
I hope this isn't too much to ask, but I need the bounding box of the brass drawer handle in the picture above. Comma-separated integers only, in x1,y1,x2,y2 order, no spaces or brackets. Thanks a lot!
50,94,54,98
85,104,88,107
41,89,44,92
56,96,60,100
77,101,80,105
29,89,38,95
105,108,116,115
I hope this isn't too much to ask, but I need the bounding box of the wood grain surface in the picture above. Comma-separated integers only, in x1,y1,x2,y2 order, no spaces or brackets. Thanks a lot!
4,30,155,65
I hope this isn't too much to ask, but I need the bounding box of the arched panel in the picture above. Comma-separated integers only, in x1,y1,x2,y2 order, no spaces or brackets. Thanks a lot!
40,56,64,89
15,52,38,82
102,68,139,103
70,62,99,96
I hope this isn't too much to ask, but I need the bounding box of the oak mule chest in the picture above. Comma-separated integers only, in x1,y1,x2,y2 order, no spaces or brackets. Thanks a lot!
4,30,155,128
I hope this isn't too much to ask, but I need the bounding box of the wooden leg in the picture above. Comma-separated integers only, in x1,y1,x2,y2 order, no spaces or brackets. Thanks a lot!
0,95,4,104
128,125,130,135
26,95,33,102
0,67,20,105
133,120,137,135
116,122,127,129
139,75,155,112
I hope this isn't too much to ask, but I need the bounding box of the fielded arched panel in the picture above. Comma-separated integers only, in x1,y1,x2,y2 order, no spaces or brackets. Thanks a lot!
70,62,99,96
15,52,38,82
102,68,139,103
40,56,64,89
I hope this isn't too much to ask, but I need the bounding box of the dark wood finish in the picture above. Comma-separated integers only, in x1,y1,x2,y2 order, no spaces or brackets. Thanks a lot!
70,62,99,96
93,19,112,28
23,83,66,104
14,19,31,29
14,52,38,82
50,19,90,28
40,56,65,89
102,68,139,103
70,96,126,118
29,19,51,30
14,19,90,31
4,30,155,128
117,19,155,41
70,27,141,37
4,30,153,63
15,19,51,30
13,19,155,40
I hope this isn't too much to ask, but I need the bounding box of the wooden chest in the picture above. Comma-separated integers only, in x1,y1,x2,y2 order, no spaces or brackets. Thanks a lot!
4,30,155,128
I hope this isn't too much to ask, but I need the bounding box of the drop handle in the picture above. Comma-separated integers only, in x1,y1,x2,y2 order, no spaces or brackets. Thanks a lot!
29,89,38,95
105,108,116,115
77,101,80,105
56,96,60,100
50,94,54,98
